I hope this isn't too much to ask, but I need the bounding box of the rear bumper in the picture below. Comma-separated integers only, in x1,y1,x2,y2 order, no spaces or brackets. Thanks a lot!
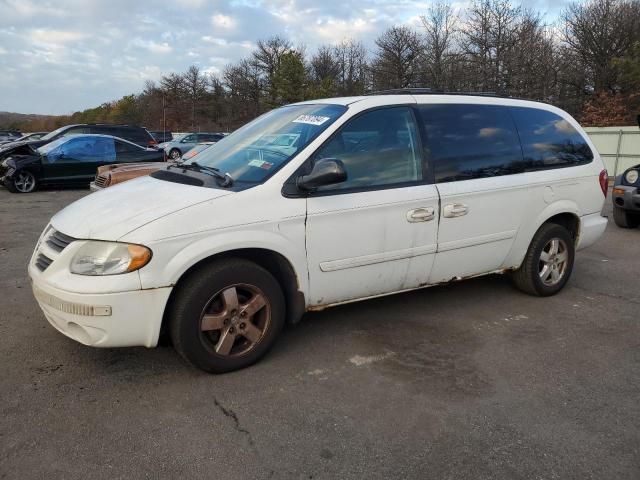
577,212,607,250
612,185,640,212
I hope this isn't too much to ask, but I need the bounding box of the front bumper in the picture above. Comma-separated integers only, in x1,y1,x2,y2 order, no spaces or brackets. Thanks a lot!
612,185,640,212
28,229,172,348
31,273,172,348
89,181,102,192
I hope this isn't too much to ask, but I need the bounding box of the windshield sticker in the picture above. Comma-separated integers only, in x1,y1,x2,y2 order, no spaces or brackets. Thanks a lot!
248,159,274,170
292,114,330,126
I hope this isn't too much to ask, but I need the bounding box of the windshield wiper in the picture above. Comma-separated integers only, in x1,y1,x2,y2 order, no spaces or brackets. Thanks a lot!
171,161,234,187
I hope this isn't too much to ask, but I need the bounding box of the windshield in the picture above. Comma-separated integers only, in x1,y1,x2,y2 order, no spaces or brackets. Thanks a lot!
186,104,347,185
40,126,68,141
36,136,69,154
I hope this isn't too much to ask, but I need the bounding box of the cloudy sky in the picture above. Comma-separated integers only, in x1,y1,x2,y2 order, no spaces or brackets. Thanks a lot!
0,0,570,115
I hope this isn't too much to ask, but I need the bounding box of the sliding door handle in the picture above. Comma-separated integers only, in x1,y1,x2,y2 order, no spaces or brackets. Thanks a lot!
443,203,468,218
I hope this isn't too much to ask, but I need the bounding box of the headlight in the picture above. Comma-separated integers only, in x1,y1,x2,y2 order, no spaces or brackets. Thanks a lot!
70,241,152,275
625,169,639,184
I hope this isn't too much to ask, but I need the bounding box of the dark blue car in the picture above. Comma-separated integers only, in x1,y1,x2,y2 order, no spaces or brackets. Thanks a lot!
0,134,164,193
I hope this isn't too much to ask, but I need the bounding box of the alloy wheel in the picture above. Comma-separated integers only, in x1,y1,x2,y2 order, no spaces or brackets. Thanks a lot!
199,284,271,357
14,171,35,193
538,238,568,286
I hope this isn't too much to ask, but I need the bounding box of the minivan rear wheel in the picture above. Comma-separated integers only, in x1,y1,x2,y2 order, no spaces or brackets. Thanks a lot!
612,205,639,228
168,258,285,373
512,223,575,296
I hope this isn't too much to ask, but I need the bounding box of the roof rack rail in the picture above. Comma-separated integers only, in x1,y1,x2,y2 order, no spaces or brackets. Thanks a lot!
366,88,506,97
364,88,551,105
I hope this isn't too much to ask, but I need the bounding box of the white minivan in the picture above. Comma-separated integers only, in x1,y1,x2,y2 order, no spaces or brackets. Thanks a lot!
29,92,608,373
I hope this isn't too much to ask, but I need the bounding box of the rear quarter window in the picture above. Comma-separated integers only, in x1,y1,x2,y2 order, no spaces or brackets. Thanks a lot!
509,107,593,169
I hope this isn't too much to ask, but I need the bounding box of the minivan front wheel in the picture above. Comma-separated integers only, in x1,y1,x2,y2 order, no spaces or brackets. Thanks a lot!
168,148,181,160
169,259,285,373
7,170,37,193
512,223,575,296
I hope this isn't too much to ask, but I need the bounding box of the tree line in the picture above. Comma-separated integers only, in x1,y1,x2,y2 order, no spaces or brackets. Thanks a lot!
14,0,640,133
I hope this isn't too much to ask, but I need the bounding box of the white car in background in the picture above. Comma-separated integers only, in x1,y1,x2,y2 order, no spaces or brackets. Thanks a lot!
158,132,225,160
29,91,608,373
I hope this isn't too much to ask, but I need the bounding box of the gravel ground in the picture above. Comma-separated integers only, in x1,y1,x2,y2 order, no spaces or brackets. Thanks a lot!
0,187,638,479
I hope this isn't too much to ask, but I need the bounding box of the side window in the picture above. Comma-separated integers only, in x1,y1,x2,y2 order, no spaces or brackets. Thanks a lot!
182,134,197,143
92,137,116,161
115,140,140,156
510,107,593,169
61,127,89,138
314,107,423,191
419,104,523,183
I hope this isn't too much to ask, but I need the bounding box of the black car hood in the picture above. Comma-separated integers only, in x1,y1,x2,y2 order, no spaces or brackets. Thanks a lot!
0,140,41,160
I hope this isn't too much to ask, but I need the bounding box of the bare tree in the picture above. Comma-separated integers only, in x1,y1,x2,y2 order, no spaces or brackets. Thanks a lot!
371,26,423,89
252,35,293,102
420,3,458,90
333,39,369,95
562,0,640,93
310,45,341,83
461,0,520,92
182,65,207,129
223,59,262,121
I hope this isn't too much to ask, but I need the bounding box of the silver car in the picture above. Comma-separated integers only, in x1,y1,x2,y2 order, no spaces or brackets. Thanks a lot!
159,132,225,160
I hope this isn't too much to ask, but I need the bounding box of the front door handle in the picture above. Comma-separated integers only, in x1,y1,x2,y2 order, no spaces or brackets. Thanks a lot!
407,207,435,223
443,203,468,218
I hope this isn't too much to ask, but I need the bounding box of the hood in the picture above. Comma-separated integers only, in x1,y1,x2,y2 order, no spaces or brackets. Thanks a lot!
51,175,233,240
0,138,43,151
0,140,40,159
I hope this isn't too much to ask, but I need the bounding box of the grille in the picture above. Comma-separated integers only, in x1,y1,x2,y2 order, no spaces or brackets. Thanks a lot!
45,230,76,253
94,174,109,188
34,228,76,272
35,253,53,271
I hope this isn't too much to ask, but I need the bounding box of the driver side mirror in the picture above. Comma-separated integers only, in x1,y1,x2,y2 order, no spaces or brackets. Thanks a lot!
297,158,347,191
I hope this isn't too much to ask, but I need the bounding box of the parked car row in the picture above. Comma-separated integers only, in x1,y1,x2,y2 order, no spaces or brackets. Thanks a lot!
0,134,165,193
0,122,227,192
0,131,49,146
0,130,23,143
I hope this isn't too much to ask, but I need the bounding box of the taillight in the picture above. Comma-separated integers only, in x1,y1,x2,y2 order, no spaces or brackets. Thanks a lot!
599,169,608,197
149,139,157,146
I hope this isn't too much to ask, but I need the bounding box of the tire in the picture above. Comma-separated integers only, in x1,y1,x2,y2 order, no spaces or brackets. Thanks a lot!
612,205,639,228
169,148,182,160
512,223,575,297
169,258,285,373
6,170,37,193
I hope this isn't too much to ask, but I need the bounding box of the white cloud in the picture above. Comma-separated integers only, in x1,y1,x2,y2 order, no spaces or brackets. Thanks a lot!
29,29,85,44
130,38,173,54
211,14,237,29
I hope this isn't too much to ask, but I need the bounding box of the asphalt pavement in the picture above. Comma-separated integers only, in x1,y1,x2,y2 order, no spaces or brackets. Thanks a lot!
0,187,638,479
